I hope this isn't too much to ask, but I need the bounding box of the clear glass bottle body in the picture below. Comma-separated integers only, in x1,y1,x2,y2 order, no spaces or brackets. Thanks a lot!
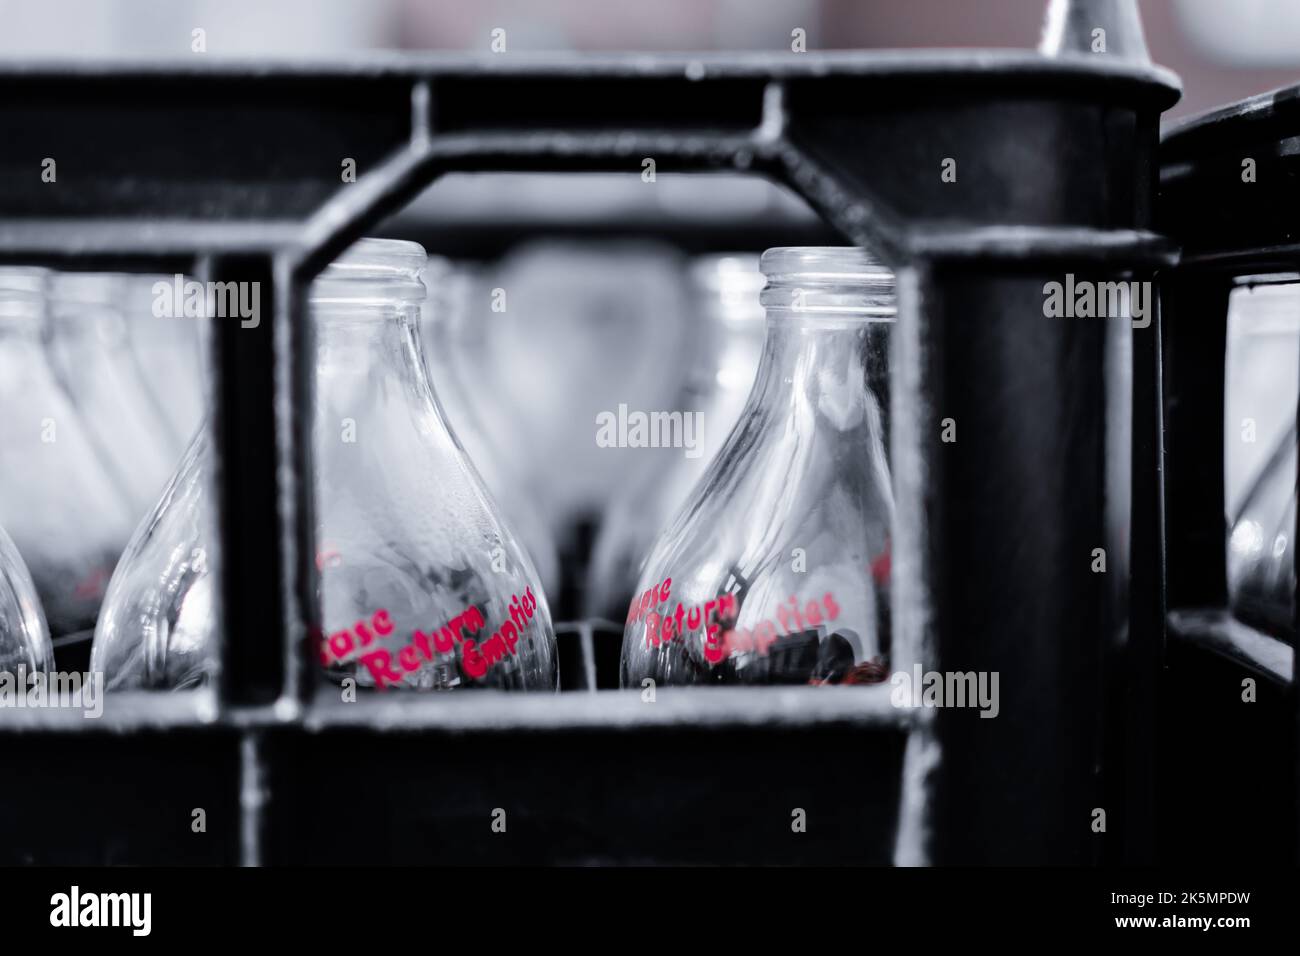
620,247,895,686
0,520,53,675
0,267,135,637
45,273,185,518
1228,421,1297,637
124,273,204,459
92,239,559,692
1224,281,1299,639
90,431,212,689
488,240,694,542
420,258,560,599
585,253,766,623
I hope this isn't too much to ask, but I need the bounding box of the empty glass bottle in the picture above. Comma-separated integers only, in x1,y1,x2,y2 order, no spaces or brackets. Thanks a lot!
620,247,895,686
90,430,212,689
1228,420,1297,637
93,239,558,692
0,266,135,638
1224,280,1299,639
420,257,560,599
487,240,694,541
0,520,53,675
123,273,204,460
585,253,766,623
45,272,185,518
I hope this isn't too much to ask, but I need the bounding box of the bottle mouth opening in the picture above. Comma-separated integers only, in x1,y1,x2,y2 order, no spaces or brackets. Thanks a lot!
312,238,429,308
760,246,896,318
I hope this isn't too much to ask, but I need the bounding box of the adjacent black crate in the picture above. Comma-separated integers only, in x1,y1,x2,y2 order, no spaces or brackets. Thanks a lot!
1159,85,1300,863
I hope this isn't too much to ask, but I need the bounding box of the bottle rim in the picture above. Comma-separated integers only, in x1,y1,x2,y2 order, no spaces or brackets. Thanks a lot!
312,237,428,307
760,245,894,283
760,246,896,318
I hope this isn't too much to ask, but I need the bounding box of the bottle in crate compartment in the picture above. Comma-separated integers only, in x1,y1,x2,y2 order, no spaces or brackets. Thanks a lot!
92,239,558,692
0,520,53,676
420,257,560,600
620,247,894,686
0,266,135,640
44,272,186,518
585,253,766,624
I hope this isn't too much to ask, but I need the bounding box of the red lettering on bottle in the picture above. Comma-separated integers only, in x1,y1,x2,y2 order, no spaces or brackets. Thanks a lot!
462,640,487,679
870,543,891,584
459,606,485,636
787,596,804,631
327,630,355,663
703,624,725,664
482,633,507,666
806,600,823,627
716,592,737,621
360,649,402,688
645,611,662,648
321,599,543,688
733,628,754,652
823,592,841,621
314,548,341,571
433,626,455,653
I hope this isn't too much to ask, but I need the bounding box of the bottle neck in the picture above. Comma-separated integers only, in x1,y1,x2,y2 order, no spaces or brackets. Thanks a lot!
310,238,429,383
749,311,890,428
752,247,895,442
313,306,425,384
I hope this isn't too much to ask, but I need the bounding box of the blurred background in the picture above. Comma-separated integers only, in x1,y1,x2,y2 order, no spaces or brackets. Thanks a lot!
1,0,1299,119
